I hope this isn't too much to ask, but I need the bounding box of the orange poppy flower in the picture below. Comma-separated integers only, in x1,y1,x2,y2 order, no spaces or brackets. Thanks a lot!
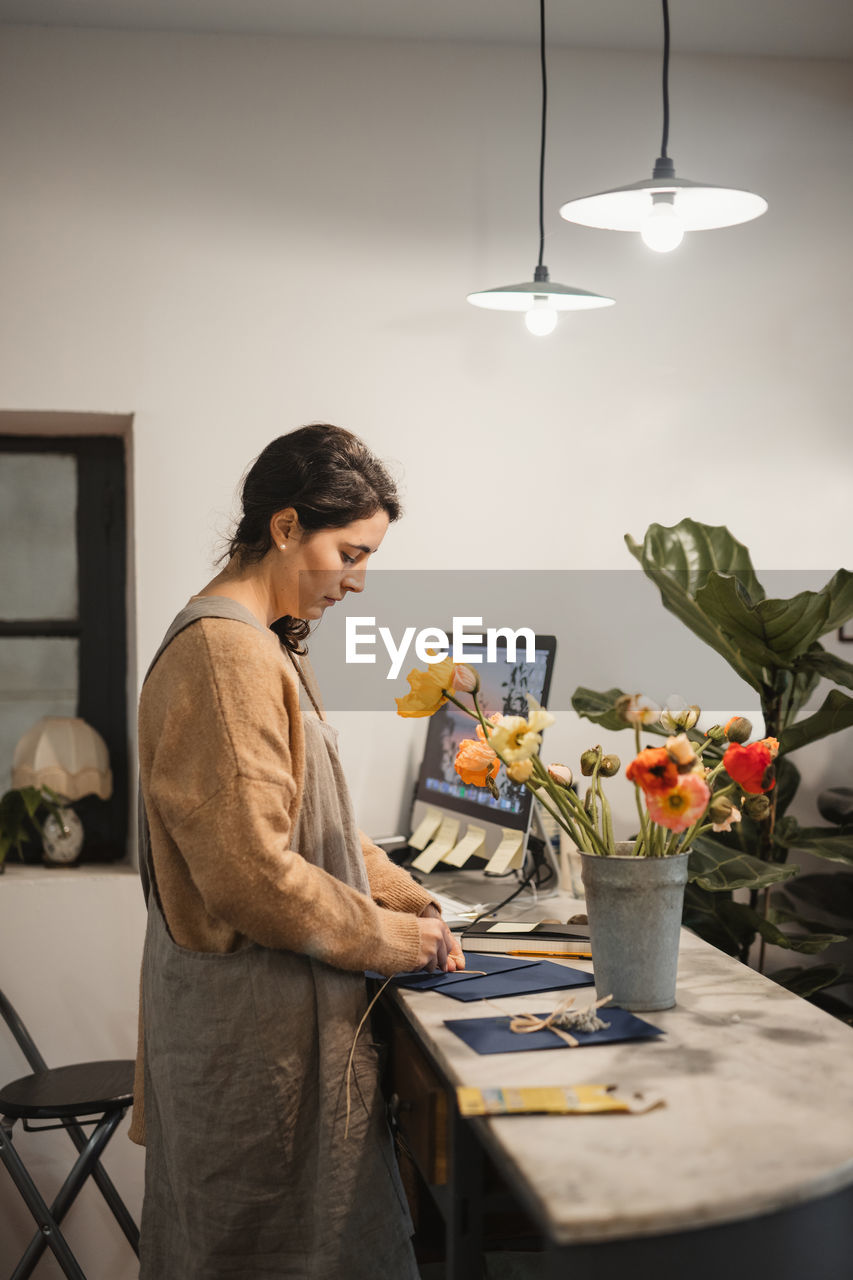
626,747,679,796
454,721,500,788
646,773,710,833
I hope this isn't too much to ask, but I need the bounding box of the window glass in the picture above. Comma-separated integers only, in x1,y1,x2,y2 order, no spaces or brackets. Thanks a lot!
0,637,78,790
0,453,78,620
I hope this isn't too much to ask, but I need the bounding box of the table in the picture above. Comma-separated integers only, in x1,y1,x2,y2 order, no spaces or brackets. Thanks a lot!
384,889,853,1280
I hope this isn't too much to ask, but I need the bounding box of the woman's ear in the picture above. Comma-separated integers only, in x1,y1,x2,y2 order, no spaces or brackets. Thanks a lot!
270,508,299,548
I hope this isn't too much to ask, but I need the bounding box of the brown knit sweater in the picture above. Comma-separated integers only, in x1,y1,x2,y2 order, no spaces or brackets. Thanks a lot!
129,615,433,1145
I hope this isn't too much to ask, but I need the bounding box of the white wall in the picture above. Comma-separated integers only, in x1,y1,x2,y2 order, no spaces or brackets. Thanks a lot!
0,25,851,1276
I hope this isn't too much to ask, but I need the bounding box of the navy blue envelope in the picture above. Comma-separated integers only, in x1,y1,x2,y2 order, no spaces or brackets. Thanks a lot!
444,1007,663,1054
366,953,536,990
439,960,595,1003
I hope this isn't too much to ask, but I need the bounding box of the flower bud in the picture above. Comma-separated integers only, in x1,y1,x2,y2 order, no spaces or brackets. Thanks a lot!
580,748,600,777
599,754,621,777
452,663,479,695
743,793,771,821
708,794,735,824
706,724,726,743
507,758,534,784
547,763,573,789
724,716,753,744
709,795,742,833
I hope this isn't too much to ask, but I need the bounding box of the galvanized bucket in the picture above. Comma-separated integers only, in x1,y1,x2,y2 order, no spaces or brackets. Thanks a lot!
580,844,690,1011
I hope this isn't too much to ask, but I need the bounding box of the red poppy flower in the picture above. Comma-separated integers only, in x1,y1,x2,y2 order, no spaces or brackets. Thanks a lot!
723,739,779,794
626,747,679,796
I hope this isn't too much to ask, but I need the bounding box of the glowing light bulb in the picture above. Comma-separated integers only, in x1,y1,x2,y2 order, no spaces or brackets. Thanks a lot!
641,197,684,253
524,296,558,336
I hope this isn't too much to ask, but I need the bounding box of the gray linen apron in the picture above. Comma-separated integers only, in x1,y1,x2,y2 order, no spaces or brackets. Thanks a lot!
138,599,418,1279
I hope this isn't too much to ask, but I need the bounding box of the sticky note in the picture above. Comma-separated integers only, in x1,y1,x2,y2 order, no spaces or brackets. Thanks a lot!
442,824,486,868
484,829,524,875
408,808,442,852
412,817,460,873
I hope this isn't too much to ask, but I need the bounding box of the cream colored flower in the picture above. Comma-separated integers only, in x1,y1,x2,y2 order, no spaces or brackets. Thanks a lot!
506,758,534,783
488,696,554,764
452,663,480,695
660,695,701,733
666,733,699,771
617,693,661,726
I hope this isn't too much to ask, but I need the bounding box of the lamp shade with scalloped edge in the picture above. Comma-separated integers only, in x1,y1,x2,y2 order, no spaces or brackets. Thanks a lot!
12,716,113,801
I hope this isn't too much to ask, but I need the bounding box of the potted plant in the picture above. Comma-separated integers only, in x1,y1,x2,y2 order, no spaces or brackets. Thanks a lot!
0,785,64,872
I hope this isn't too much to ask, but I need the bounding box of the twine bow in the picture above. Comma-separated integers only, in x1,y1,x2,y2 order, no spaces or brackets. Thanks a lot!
509,993,613,1047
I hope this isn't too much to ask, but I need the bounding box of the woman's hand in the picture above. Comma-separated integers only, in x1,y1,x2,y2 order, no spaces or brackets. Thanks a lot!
417,904,465,973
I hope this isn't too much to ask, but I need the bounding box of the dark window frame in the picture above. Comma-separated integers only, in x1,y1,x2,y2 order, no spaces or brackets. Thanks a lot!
0,434,128,861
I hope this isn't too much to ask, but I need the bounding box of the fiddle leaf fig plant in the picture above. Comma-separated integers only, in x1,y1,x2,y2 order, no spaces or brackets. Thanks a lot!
573,519,853,1020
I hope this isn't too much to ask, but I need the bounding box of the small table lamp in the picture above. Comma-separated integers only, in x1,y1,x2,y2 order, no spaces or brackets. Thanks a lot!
12,717,113,866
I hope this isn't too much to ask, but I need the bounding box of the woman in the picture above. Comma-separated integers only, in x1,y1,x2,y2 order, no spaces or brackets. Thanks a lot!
130,424,461,1279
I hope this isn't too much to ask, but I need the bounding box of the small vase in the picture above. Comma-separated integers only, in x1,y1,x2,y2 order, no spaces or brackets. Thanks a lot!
580,843,690,1012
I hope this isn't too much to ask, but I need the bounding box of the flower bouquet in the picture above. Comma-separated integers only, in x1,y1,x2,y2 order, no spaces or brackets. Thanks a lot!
396,657,777,1009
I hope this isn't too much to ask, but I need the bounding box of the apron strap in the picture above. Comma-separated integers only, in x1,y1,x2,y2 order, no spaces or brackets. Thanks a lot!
138,596,280,906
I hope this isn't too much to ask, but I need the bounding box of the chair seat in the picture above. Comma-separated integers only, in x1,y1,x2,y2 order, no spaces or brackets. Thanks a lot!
0,1060,135,1120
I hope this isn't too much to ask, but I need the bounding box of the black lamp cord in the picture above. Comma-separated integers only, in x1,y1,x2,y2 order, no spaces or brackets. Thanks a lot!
653,0,675,179
536,0,547,272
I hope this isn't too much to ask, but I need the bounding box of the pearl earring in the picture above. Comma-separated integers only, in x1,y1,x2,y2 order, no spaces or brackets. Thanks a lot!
279,543,287,550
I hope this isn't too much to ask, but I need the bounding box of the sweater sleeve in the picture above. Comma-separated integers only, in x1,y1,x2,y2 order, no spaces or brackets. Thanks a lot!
358,830,437,915
142,621,421,977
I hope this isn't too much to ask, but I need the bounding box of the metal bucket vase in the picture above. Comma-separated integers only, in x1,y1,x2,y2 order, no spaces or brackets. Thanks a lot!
580,844,690,1012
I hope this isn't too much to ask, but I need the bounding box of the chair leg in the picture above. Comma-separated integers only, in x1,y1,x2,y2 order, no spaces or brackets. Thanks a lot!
0,1117,87,1280
64,1115,140,1254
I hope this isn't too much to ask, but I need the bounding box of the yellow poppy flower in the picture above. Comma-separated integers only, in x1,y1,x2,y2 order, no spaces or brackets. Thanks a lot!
395,655,456,718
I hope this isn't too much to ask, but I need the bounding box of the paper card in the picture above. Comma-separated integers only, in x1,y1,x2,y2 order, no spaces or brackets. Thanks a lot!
408,807,442,852
379,953,537,990
411,817,460,873
484,829,524,875
483,922,539,934
440,959,594,1003
445,1007,665,1055
442,824,486,868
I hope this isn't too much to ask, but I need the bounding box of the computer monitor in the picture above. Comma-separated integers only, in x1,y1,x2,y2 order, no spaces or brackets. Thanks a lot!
408,634,557,869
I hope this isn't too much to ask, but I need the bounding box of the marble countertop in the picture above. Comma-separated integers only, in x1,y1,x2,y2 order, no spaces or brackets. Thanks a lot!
393,911,853,1245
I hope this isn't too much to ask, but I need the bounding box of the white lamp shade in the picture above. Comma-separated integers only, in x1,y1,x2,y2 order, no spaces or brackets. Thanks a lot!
12,716,113,801
467,281,614,311
559,176,768,232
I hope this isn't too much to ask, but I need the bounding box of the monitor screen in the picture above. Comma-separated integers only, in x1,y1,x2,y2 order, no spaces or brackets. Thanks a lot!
413,635,556,834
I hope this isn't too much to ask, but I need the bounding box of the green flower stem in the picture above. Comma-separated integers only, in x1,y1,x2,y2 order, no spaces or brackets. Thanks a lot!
528,756,604,854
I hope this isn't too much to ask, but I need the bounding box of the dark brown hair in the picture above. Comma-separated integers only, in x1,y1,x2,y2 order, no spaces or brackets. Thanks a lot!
227,423,402,652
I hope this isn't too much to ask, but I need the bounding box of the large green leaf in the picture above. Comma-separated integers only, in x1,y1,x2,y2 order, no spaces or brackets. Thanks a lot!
770,965,849,999
682,883,746,955
625,521,767,691
776,871,853,921
688,836,798,891
772,820,853,864
696,574,853,668
770,904,853,939
814,568,853,632
718,901,844,953
795,647,853,691
570,687,632,732
780,689,853,754
625,519,765,600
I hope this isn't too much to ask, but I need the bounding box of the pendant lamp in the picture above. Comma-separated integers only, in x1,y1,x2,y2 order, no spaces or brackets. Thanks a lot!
467,0,613,334
559,0,767,253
